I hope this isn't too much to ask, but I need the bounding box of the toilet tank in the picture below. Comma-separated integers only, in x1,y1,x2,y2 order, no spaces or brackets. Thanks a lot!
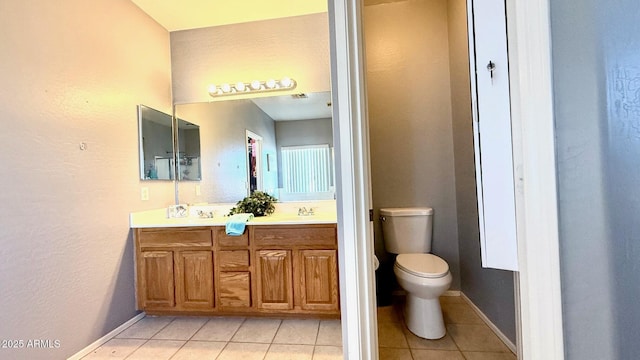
380,207,434,254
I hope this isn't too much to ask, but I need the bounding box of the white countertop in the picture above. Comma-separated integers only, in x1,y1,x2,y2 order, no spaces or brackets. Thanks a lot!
130,202,337,228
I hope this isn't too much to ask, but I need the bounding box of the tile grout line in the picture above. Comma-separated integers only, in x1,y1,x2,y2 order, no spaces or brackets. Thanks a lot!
310,319,322,360
262,319,284,360
214,316,247,360
121,315,175,360
166,317,211,360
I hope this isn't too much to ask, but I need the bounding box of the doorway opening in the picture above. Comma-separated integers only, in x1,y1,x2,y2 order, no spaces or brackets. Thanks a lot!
246,130,263,195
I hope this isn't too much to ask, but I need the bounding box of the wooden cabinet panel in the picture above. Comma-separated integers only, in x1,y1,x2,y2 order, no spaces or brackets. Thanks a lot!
219,250,250,271
175,251,214,309
139,228,212,248
140,251,175,308
215,227,249,248
219,272,251,307
299,250,339,311
253,225,336,247
256,250,293,310
134,225,339,316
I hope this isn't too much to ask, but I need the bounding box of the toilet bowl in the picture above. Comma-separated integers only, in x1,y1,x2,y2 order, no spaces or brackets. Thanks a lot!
380,207,452,339
394,253,451,339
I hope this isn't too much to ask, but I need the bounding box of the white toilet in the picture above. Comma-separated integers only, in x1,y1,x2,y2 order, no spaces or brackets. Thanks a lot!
380,207,452,339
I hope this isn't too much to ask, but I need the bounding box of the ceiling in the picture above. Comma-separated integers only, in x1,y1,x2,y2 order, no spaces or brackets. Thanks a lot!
131,0,328,31
251,92,332,121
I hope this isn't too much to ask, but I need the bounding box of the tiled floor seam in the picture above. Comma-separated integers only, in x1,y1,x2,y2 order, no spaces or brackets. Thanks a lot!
164,319,209,360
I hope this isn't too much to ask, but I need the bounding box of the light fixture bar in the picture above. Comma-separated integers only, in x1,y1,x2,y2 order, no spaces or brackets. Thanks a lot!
208,77,297,97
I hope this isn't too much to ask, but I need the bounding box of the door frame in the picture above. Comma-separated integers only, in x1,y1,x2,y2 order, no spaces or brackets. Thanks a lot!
328,0,564,359
245,130,263,195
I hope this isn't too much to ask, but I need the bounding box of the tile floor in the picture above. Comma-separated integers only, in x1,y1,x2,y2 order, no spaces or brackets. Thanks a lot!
82,296,515,360
376,296,516,360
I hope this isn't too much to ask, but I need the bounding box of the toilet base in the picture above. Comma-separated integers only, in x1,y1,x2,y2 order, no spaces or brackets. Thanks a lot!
404,294,446,339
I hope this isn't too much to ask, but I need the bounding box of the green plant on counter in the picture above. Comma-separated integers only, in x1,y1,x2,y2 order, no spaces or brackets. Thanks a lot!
228,191,277,217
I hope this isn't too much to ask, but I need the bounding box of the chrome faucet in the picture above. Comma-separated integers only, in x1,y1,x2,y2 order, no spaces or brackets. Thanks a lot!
298,207,315,216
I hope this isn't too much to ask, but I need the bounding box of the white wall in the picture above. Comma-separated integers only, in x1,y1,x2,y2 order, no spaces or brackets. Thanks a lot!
170,13,331,104
0,1,173,358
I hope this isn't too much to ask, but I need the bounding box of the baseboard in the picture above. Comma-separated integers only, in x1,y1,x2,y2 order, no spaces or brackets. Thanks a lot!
67,312,146,360
460,293,517,354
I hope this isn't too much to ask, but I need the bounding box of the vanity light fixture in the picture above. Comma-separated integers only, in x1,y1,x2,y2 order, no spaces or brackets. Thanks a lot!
208,77,297,97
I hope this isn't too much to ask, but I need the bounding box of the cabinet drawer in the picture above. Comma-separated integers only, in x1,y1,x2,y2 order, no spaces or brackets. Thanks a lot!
219,272,251,307
138,228,212,248
219,250,250,271
253,225,337,247
214,227,249,248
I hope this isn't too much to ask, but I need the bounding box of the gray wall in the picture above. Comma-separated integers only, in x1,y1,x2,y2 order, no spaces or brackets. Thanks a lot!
0,1,173,358
551,0,640,359
275,118,333,188
364,0,461,290
448,0,516,342
175,100,278,204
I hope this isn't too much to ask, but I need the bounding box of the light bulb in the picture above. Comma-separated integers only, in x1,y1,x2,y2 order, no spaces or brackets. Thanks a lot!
221,83,231,93
236,82,246,92
266,79,277,89
208,84,217,94
251,80,261,90
280,77,293,88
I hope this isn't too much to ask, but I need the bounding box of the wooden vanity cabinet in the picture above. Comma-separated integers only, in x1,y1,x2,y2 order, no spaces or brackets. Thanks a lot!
299,249,339,311
256,249,294,310
139,250,175,308
136,228,214,311
214,228,252,309
253,224,340,314
174,250,214,309
134,224,339,317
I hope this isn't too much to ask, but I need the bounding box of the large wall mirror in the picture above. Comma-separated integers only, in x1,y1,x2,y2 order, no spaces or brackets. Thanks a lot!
138,105,202,181
174,91,334,204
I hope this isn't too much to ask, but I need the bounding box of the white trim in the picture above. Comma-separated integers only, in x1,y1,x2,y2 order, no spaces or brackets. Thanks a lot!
507,1,565,359
514,273,524,359
461,293,517,354
329,0,378,359
67,312,146,360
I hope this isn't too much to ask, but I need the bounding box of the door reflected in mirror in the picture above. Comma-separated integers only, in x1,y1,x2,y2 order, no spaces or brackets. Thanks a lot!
174,91,334,204
137,105,175,180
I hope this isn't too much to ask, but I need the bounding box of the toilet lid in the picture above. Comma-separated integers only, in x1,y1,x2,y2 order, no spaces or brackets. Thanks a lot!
396,254,449,278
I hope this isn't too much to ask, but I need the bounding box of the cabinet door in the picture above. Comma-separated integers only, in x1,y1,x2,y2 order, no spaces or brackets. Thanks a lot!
175,251,214,309
256,250,293,310
219,272,251,307
469,0,518,271
140,251,175,308
298,250,339,311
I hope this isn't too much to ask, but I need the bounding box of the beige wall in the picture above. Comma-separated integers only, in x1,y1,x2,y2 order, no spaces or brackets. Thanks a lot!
0,1,173,358
170,13,331,104
365,0,461,288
